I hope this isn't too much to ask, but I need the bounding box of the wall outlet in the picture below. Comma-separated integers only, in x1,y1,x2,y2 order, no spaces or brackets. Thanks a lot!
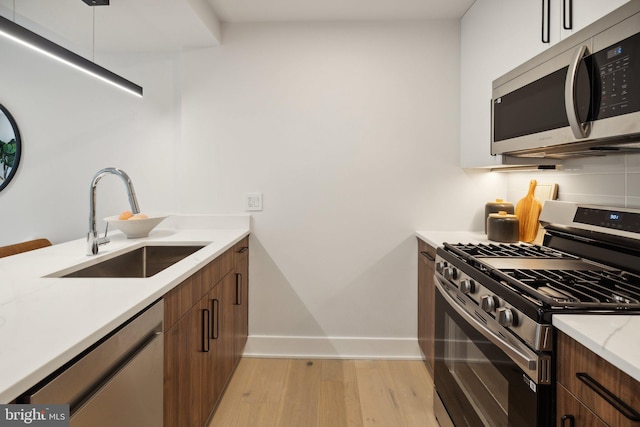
244,192,263,211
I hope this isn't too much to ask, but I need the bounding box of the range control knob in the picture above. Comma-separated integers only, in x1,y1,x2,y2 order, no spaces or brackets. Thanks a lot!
435,261,446,274
480,295,496,313
459,279,476,294
443,267,458,281
496,307,515,327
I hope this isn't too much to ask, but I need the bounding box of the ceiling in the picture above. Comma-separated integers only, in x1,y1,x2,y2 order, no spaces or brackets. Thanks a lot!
0,0,219,53
208,0,477,23
0,0,475,53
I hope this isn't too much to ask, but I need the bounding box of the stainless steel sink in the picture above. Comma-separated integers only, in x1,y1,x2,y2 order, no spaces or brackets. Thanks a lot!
50,245,206,278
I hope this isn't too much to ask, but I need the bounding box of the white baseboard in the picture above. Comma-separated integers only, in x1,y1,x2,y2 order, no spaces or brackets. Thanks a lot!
242,335,423,360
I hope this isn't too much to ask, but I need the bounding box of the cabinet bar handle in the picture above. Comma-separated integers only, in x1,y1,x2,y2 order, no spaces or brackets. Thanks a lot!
211,299,220,340
576,372,640,421
235,273,243,305
561,415,575,427
202,309,210,352
541,0,550,43
563,0,572,30
238,246,248,254
420,251,435,262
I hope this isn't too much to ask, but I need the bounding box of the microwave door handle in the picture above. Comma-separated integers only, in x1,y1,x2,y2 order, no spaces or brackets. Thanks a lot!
435,275,542,381
565,44,591,139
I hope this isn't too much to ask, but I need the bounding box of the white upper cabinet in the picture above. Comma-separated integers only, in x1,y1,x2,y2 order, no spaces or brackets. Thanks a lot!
558,0,631,41
460,0,547,168
459,0,631,168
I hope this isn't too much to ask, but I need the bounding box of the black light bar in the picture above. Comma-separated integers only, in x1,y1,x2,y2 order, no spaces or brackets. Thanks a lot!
0,15,143,97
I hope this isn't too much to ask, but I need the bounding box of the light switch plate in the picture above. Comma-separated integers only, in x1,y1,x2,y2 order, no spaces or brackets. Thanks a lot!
244,192,263,211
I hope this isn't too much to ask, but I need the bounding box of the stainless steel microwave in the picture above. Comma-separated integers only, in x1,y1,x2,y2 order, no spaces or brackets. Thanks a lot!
491,1,640,159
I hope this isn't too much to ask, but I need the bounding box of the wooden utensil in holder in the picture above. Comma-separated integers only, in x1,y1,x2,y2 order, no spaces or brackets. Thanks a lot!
515,180,542,243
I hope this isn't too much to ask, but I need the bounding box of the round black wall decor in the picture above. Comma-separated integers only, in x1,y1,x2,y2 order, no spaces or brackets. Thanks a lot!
0,103,21,192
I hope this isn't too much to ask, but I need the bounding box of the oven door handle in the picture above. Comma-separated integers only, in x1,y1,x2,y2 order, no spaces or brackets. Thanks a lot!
435,275,545,383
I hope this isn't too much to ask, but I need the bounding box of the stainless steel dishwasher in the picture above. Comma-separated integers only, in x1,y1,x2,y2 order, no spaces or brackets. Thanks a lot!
19,300,163,427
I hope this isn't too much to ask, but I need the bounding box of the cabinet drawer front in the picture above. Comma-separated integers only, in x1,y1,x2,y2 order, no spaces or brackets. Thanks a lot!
207,249,234,292
557,383,608,427
164,249,234,330
557,331,640,427
233,236,249,261
418,239,436,266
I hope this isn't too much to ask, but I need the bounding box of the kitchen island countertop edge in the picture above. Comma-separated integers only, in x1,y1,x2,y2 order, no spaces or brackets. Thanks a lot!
0,214,250,403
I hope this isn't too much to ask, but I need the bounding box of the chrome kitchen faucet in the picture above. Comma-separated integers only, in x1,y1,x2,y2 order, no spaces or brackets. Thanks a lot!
87,167,140,255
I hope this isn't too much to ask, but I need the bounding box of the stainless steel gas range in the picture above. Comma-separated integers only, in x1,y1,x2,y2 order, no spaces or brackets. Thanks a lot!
433,200,640,427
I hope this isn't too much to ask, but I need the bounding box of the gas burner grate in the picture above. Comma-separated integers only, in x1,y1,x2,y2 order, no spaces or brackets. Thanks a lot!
446,242,575,259
441,241,640,310
498,268,640,305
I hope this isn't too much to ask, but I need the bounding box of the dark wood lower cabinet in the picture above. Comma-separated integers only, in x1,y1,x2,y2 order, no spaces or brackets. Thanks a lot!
556,331,640,427
557,383,607,427
164,294,208,427
233,237,249,363
164,238,250,427
417,238,436,377
211,273,236,416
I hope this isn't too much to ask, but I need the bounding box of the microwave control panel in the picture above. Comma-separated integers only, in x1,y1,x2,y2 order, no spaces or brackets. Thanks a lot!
593,31,640,120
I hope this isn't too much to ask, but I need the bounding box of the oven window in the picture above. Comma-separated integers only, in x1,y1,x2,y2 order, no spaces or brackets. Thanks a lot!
444,313,508,427
434,280,553,427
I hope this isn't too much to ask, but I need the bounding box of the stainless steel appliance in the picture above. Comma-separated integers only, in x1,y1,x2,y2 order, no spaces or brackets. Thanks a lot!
491,1,640,159
19,300,163,427
433,201,640,427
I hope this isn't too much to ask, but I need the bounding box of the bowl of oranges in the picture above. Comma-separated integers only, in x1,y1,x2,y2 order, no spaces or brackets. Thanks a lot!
104,211,168,238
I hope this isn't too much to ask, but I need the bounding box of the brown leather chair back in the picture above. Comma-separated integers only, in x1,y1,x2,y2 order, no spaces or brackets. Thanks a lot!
0,238,52,258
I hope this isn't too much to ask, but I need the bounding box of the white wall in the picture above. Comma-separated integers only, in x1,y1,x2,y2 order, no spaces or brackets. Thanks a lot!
1,11,635,359
179,21,503,358
0,17,508,358
0,40,181,245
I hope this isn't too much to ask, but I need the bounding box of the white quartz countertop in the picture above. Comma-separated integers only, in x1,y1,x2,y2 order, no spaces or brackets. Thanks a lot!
554,315,640,382
0,214,250,403
415,230,491,247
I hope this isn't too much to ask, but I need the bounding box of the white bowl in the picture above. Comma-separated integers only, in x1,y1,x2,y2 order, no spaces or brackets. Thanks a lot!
105,214,168,239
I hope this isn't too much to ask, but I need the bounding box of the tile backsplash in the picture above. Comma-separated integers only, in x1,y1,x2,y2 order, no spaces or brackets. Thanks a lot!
506,153,640,208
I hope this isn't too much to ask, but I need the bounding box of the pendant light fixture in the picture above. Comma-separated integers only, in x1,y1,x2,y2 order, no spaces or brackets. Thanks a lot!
0,1,143,97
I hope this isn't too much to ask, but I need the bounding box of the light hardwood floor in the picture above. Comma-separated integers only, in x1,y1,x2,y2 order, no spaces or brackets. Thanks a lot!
208,358,438,427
